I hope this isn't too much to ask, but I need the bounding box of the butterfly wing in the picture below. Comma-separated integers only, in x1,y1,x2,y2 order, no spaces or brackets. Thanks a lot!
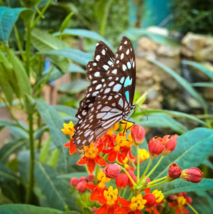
75,41,115,127
74,93,128,148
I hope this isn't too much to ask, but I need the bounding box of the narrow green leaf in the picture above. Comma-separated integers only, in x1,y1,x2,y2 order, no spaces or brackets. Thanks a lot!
0,120,25,129
57,172,88,179
183,60,213,80
149,59,207,110
39,137,51,163
48,149,60,168
18,150,30,183
36,99,68,171
6,48,32,97
202,159,213,170
60,12,74,33
84,207,92,214
0,163,19,181
191,82,213,87
152,179,213,197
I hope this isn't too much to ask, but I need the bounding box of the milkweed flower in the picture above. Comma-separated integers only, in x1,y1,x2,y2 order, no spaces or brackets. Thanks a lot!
169,196,190,214
96,186,119,214
77,143,107,173
131,125,146,145
103,164,121,178
115,194,147,214
135,149,150,165
181,167,203,183
148,137,164,158
167,163,182,181
162,135,178,155
115,173,129,189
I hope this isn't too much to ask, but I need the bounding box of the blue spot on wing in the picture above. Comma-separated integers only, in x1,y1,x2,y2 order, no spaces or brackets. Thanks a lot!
124,76,132,87
125,91,130,102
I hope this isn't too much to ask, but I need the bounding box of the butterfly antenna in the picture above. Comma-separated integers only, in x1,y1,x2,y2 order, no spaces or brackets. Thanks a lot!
136,104,148,121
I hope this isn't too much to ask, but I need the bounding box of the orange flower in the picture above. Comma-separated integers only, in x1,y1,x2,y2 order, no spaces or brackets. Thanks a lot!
86,170,110,201
169,196,189,214
77,143,107,173
115,194,147,214
63,138,76,155
96,186,119,214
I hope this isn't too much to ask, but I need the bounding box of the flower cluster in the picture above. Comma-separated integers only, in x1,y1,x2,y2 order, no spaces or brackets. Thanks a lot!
62,122,203,214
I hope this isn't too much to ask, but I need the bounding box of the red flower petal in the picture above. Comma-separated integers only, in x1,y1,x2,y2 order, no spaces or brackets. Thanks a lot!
63,142,70,147
117,153,126,163
85,183,96,190
96,143,104,154
145,208,152,214
118,196,131,206
108,150,117,162
96,204,108,214
108,206,115,214
98,193,107,204
77,156,88,165
145,188,150,194
128,150,135,159
153,206,160,214
175,208,180,214
91,187,101,201
95,155,107,166
136,210,144,214
103,147,113,154
169,203,177,208
115,207,130,214
87,158,96,173
181,207,190,214
69,139,76,155
121,147,129,157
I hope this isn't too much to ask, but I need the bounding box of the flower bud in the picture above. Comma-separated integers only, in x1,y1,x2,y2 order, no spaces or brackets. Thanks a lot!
103,164,121,178
167,163,182,181
88,174,95,182
162,135,178,155
70,177,79,187
148,137,164,158
181,167,203,183
87,181,94,186
76,181,86,193
144,193,156,208
166,194,177,202
186,196,192,205
116,173,129,189
128,171,137,188
80,176,88,182
177,193,183,196
131,125,146,145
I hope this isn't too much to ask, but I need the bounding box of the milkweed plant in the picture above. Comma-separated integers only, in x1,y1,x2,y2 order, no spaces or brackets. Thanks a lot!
62,122,203,214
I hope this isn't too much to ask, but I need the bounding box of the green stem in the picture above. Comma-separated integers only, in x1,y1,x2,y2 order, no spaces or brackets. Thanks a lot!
137,145,140,183
148,180,167,188
35,5,45,19
120,166,136,187
139,158,152,184
187,203,199,214
122,188,126,198
25,24,31,76
26,113,34,203
37,112,42,150
94,165,100,185
145,155,164,179
148,176,167,185
31,0,53,28
127,193,133,201
14,25,25,61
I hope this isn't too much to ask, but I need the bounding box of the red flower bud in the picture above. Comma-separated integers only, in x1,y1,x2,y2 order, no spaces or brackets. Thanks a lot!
87,181,94,186
148,137,164,158
70,177,79,187
167,163,182,181
182,192,187,197
144,193,156,208
128,171,137,188
162,135,178,155
166,194,177,202
103,164,121,178
181,167,203,183
80,176,88,182
131,125,146,145
88,174,95,182
186,196,192,205
177,193,183,196
76,181,86,193
116,173,129,189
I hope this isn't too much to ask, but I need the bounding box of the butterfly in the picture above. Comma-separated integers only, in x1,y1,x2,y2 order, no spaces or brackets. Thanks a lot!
73,37,136,149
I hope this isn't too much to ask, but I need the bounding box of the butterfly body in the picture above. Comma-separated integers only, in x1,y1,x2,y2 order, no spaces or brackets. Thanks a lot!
74,37,136,149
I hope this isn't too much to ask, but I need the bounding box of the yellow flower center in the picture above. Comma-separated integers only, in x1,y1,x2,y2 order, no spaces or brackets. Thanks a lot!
139,149,150,162
107,122,120,135
104,186,118,206
84,143,98,159
130,194,147,211
177,196,186,207
115,134,126,146
152,190,164,203
97,170,111,184
61,121,75,137
121,121,134,132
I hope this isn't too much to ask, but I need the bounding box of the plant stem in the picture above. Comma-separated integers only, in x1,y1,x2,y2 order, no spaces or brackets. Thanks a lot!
137,145,140,183
148,179,167,188
145,155,164,179
14,25,25,61
139,158,152,184
25,24,31,76
187,203,199,214
26,113,34,203
120,166,136,187
94,165,100,185
122,188,126,198
148,176,167,185
127,193,133,201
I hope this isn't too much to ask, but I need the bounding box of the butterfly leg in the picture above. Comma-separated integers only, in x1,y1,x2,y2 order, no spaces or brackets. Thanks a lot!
120,120,135,136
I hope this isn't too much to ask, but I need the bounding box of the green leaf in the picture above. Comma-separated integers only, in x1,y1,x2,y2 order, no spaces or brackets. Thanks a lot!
58,80,90,94
24,94,35,114
0,140,27,164
31,28,70,72
202,159,213,170
0,120,25,129
18,150,30,183
6,48,32,97
149,59,207,110
68,64,86,74
0,204,64,214
150,128,213,180
83,207,92,214
36,99,68,171
60,12,74,33
48,149,60,168
183,60,213,80
54,29,114,50
0,7,26,44
39,137,51,163
152,179,213,197
135,109,207,126
38,49,92,66
0,163,19,181
138,113,188,134
34,162,80,211
191,82,213,87
57,172,88,179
